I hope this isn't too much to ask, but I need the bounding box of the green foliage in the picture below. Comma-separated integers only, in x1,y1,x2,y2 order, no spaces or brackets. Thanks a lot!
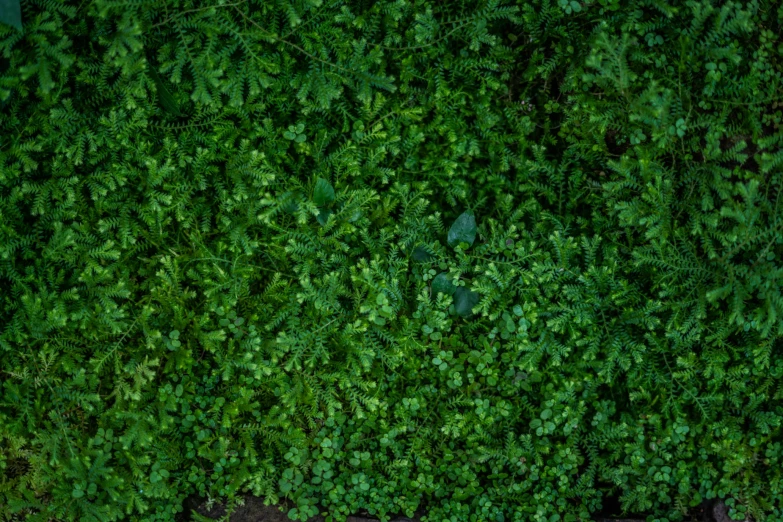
1,0,783,521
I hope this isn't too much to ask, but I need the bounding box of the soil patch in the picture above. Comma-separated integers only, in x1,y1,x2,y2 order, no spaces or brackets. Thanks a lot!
182,495,739,522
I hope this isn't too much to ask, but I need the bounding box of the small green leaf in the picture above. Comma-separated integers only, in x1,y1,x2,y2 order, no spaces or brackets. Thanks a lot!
169,330,180,340
0,0,22,32
448,211,477,248
175,384,183,397
432,273,457,296
313,178,336,206
72,487,84,499
454,286,480,318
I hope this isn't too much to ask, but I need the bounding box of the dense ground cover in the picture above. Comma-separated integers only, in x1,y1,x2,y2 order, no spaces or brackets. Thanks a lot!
1,0,782,521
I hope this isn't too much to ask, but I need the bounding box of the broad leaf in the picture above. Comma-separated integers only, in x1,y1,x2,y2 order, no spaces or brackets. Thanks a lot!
149,66,181,116
448,211,477,248
316,208,332,226
432,273,456,296
0,0,22,31
412,245,435,262
454,286,480,318
313,178,335,206
280,191,300,214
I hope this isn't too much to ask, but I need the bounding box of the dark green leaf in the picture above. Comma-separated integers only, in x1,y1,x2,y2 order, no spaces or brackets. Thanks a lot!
448,211,477,248
412,245,435,262
149,66,181,116
0,0,22,32
313,178,335,206
454,286,480,318
317,208,332,226
432,273,456,296
281,191,300,214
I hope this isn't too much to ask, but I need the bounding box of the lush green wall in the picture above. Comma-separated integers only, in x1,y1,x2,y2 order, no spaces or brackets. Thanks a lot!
1,0,782,521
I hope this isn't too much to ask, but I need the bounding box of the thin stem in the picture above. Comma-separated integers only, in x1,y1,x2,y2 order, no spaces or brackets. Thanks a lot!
378,17,476,51
150,1,245,29
233,6,358,79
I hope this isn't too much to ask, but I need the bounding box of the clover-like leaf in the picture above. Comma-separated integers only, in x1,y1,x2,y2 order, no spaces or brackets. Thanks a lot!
313,178,336,206
448,210,477,248
454,286,480,318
